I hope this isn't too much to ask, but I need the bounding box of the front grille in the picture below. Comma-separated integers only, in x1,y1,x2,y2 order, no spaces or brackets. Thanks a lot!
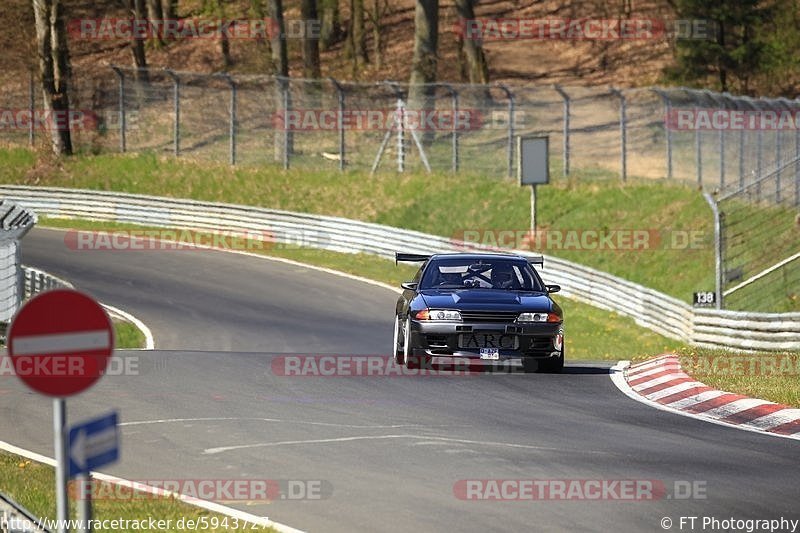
459,311,519,323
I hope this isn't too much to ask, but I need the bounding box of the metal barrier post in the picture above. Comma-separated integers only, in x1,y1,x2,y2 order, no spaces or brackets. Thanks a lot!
29,71,35,147
496,84,515,178
111,66,127,153
653,89,672,180
164,69,180,157
329,77,346,170
554,85,570,177
611,87,627,181
220,74,237,166
440,83,459,173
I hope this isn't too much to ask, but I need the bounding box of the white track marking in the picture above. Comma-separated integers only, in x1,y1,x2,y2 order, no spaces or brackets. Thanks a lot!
0,440,304,533
203,434,618,456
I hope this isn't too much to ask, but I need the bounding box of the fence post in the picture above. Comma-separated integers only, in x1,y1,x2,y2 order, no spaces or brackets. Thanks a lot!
164,69,180,157
695,111,703,187
274,76,291,170
705,90,726,189
439,83,459,173
28,71,35,147
610,87,627,182
220,74,237,166
496,84,514,178
703,192,723,310
653,89,672,180
329,77,346,171
554,85,570,177
738,98,745,191
110,66,127,153
796,110,800,207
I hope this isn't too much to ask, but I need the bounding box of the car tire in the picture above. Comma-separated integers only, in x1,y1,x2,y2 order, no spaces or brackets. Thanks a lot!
393,316,404,365
537,349,565,374
522,357,538,373
402,317,429,370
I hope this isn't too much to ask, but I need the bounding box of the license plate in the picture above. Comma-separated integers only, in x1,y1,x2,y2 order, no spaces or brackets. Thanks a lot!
458,333,519,350
480,348,499,360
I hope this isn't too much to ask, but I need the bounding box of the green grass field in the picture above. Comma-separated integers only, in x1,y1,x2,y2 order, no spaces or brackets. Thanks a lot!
1,147,719,305
0,451,276,533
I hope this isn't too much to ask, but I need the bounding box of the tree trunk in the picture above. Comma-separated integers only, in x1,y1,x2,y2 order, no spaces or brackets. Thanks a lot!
301,0,321,78
268,0,292,160
409,0,438,86
128,0,149,83
319,0,341,51
32,0,72,155
268,0,288,76
454,0,488,83
368,0,388,70
409,0,438,144
162,0,177,20
347,0,368,70
146,0,165,45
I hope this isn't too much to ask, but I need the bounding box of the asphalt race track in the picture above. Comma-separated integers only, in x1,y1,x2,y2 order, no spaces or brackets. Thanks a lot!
2,228,798,532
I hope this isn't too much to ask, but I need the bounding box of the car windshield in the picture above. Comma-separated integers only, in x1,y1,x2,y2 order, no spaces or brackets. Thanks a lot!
419,258,544,291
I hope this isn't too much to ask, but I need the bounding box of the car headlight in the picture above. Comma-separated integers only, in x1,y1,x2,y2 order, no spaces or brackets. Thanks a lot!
414,309,462,321
517,312,561,323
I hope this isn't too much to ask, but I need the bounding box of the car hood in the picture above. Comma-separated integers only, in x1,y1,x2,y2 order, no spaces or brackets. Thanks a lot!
419,289,552,311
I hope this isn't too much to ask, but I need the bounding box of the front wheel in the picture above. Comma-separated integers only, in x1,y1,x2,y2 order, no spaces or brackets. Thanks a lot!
537,349,564,373
392,316,404,365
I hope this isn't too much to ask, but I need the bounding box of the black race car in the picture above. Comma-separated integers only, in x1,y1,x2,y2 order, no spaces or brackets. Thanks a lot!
392,252,564,373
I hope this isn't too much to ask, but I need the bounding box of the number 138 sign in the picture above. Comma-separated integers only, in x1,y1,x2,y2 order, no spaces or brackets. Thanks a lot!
693,291,716,307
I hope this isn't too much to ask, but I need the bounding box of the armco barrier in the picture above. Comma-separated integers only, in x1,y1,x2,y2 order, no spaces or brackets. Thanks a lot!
1,185,798,351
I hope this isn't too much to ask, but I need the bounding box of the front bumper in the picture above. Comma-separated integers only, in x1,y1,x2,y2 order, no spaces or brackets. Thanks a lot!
408,320,563,360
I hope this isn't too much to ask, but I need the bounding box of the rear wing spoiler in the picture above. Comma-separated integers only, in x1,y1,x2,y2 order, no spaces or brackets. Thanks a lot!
528,255,544,267
395,252,431,265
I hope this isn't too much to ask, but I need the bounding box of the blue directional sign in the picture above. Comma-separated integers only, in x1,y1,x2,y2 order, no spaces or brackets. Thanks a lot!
68,411,119,478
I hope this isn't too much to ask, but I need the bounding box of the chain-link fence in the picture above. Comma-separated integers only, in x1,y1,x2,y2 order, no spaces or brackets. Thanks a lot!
5,68,800,312
4,67,800,192
715,151,800,312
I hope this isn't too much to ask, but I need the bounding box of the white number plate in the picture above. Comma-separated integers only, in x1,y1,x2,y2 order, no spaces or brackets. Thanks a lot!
480,348,500,360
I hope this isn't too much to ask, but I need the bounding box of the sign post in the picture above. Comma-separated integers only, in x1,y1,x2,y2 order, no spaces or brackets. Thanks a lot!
8,289,115,533
517,136,550,233
69,411,120,533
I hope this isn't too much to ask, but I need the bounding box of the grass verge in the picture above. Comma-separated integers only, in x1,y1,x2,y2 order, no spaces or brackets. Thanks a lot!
113,320,146,349
676,348,800,408
38,216,686,362
0,451,276,533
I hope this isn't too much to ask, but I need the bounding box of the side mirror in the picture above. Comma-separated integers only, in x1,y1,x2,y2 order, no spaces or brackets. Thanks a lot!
400,282,418,291
546,284,561,294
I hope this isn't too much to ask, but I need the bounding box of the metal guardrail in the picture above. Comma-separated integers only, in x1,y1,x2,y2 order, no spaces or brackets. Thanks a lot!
0,200,36,323
21,266,73,297
1,185,798,351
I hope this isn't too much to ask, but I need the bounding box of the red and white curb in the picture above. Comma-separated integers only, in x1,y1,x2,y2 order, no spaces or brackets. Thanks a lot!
611,355,800,440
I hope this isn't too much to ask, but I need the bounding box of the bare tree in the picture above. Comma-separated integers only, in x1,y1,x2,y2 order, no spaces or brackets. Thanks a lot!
366,0,390,70
268,0,292,160
162,0,177,20
409,0,438,87
146,0,165,45
301,0,321,78
268,0,288,76
32,0,72,155
346,0,368,72
409,0,438,143
128,0,149,82
205,0,232,68
454,0,488,83
319,0,341,51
